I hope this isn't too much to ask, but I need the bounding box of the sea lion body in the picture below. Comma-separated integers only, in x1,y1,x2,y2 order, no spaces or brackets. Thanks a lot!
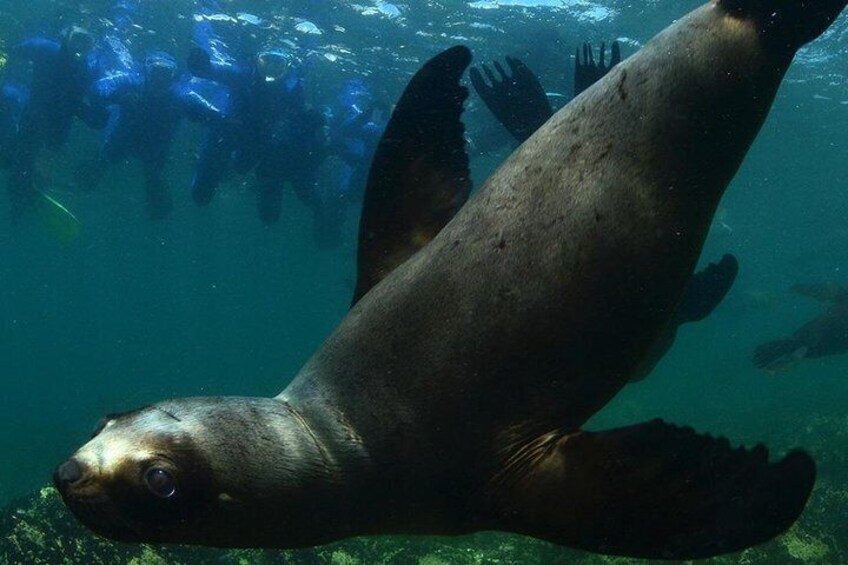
56,0,846,559
287,0,788,479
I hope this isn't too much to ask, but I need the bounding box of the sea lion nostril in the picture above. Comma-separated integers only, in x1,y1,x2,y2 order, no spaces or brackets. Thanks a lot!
54,458,84,486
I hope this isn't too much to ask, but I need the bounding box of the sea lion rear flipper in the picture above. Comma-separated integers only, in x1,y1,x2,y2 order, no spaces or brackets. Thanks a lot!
676,253,739,323
353,46,473,306
470,56,553,144
489,419,814,559
573,41,621,97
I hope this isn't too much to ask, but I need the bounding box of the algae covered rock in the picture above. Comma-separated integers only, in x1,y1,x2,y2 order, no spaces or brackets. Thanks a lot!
0,486,194,565
2,477,847,564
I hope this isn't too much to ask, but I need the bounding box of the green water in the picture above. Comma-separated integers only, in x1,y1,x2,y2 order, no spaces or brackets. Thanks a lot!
0,0,847,563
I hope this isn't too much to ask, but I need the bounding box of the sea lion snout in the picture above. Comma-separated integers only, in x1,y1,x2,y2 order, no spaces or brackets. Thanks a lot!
53,458,85,488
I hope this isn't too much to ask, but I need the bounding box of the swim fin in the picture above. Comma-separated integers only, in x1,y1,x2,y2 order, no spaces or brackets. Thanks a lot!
486,419,815,559
34,191,81,244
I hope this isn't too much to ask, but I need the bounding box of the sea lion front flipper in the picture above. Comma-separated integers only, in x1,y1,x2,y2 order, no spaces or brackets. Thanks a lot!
353,46,473,306
470,56,553,143
675,253,739,323
489,419,814,560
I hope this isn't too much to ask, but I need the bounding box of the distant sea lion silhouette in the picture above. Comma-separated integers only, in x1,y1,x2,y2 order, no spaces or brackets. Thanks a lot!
54,0,846,559
754,283,848,372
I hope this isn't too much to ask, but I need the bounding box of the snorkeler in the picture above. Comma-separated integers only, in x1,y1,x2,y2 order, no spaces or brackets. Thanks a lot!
315,79,387,246
4,26,104,219
0,81,27,167
753,283,848,373
86,50,231,220
470,41,621,144
188,44,325,226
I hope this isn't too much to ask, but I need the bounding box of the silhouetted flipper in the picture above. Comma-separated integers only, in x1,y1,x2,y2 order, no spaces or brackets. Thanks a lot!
488,419,815,559
470,57,553,144
753,339,808,372
574,41,621,97
753,282,848,372
353,46,473,306
472,42,621,144
628,254,738,383
676,254,739,323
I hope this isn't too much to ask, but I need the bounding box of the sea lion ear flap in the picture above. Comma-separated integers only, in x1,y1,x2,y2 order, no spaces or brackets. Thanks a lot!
487,419,815,560
353,46,473,306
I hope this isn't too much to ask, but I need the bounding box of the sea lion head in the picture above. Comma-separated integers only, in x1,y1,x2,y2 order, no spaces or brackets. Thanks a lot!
53,396,336,547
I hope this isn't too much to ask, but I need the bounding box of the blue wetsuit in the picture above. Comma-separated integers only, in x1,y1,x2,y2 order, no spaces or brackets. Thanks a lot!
186,5,253,205
89,51,229,219
189,46,325,225
311,79,385,246
326,79,385,203
0,82,28,167
183,76,235,207
4,30,103,218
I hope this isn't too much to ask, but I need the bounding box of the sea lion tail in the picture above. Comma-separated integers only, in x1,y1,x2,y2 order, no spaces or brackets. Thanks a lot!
485,419,815,559
719,0,847,49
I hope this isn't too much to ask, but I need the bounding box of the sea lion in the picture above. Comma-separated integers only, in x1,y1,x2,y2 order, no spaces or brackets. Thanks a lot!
54,0,846,559
471,53,740,383
753,283,848,372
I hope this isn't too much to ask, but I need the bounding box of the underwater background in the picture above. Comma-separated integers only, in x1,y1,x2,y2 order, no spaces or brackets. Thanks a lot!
0,0,847,562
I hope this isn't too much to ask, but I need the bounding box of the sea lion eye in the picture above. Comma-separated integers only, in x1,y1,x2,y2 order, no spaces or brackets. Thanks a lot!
144,468,177,498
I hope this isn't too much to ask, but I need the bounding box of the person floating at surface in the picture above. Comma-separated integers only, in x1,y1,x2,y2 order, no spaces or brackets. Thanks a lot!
188,44,326,228
183,76,235,208
316,78,387,247
86,50,231,220
470,41,621,144
753,283,848,373
186,0,251,206
4,26,105,220
0,81,28,167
